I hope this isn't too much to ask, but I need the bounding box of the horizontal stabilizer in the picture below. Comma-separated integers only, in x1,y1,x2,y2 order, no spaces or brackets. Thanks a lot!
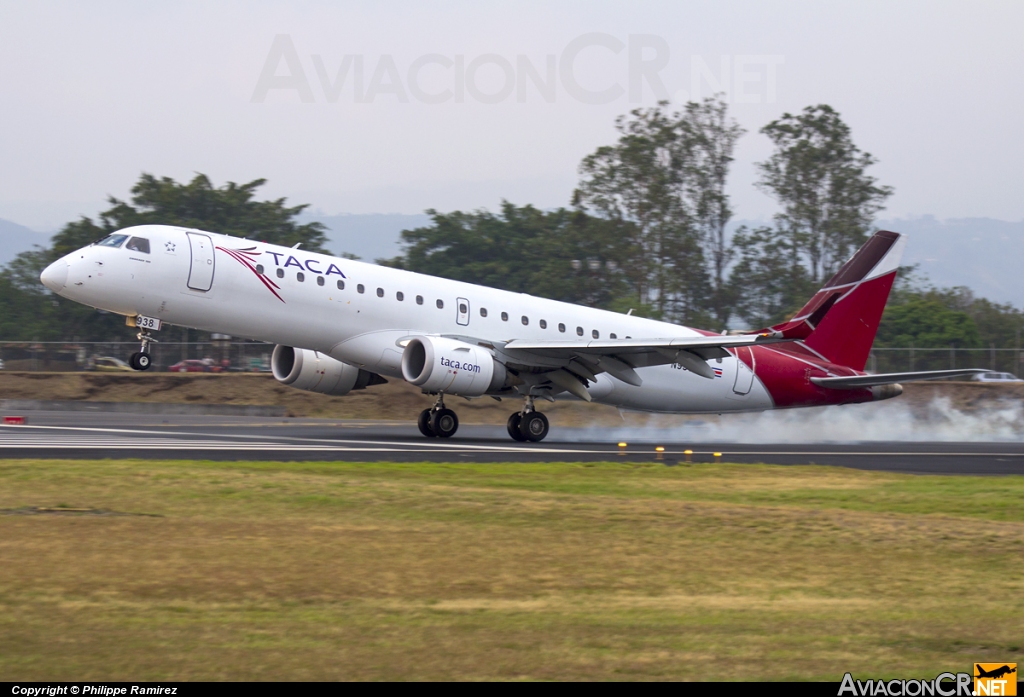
811,369,991,389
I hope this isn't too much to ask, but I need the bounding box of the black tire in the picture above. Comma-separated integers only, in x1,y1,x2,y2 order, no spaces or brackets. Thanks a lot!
507,412,527,442
136,352,151,371
520,411,549,442
417,409,436,438
431,408,459,438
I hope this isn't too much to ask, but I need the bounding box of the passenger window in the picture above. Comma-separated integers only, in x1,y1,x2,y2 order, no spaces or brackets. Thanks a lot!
377,287,384,297
397,291,404,301
276,269,284,279
317,276,324,286
480,308,488,317
459,303,468,314
416,295,424,305
592,329,600,339
337,280,345,290
539,320,547,329
126,237,150,254
610,333,617,339
256,264,264,274
436,299,444,309
501,312,508,321
357,284,365,294
558,323,566,333
96,233,129,248
297,272,305,282
576,326,584,336
521,316,529,326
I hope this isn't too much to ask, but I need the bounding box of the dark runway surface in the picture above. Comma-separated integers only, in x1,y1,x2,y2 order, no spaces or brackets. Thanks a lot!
1,409,1023,475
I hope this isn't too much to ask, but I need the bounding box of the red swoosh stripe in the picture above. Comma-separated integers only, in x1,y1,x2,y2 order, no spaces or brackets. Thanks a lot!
216,246,285,303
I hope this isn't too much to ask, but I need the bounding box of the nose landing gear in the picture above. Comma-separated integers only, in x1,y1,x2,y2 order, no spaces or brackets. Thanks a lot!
507,395,549,442
129,330,156,371
417,393,459,438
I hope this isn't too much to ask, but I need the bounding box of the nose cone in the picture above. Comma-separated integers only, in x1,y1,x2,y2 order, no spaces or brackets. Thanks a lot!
40,259,69,292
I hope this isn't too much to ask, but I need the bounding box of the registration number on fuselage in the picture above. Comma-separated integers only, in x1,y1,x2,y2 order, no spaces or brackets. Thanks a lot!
136,315,162,331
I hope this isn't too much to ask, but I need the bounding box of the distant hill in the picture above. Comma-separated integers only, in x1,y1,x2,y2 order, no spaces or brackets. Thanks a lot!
729,216,1024,307
0,218,50,266
300,212,431,262
878,217,1024,306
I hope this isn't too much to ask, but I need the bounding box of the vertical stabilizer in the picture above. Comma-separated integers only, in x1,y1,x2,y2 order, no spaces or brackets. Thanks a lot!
763,230,905,371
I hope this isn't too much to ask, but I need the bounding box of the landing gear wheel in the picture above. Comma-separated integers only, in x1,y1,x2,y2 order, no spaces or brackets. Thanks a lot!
417,409,437,438
430,408,459,438
507,412,527,442
129,352,151,371
519,412,549,442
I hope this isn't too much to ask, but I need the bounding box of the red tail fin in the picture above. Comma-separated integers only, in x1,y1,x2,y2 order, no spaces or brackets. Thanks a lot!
762,230,905,371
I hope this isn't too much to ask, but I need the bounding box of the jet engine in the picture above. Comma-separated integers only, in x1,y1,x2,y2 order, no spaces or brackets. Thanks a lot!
401,336,507,396
272,345,384,396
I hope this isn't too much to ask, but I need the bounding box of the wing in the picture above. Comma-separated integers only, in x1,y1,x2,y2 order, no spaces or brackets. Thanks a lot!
495,332,795,394
503,333,775,355
811,369,990,389
491,280,837,399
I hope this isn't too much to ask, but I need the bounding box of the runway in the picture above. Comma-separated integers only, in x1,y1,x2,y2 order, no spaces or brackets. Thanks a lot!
1,409,1023,475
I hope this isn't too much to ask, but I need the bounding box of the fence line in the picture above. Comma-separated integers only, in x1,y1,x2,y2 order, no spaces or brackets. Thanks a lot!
869,348,1021,375
0,341,273,372
0,341,1020,376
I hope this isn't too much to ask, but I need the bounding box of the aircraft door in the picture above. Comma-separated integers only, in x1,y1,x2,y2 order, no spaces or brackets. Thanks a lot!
186,232,215,291
456,297,470,326
732,347,754,395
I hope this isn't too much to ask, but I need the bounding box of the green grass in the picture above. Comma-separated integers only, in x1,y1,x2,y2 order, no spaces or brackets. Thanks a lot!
0,459,1021,680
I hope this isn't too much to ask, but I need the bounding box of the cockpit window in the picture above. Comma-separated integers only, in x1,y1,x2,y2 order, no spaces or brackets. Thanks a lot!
95,234,129,248
126,237,150,254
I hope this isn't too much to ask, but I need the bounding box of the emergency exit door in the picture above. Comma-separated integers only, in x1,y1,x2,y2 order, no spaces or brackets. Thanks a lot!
186,232,215,291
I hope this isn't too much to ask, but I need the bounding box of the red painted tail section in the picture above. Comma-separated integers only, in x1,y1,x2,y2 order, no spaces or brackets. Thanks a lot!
768,230,905,371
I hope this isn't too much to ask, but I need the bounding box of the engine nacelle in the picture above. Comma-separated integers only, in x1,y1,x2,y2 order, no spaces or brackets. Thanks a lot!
401,336,507,397
272,345,384,396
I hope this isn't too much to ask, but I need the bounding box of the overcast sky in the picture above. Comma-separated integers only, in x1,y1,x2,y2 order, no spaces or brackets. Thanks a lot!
1,1,1022,230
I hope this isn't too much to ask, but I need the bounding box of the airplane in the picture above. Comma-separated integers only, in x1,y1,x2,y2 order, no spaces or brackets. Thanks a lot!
976,665,1017,680
39,226,987,442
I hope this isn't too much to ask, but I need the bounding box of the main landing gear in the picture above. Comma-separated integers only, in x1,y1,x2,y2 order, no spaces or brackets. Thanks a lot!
129,329,155,371
415,393,550,442
506,395,549,443
417,393,459,439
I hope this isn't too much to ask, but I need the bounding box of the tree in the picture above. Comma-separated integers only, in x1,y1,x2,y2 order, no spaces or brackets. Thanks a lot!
96,173,328,252
574,97,743,328
679,97,745,327
728,225,815,328
574,102,685,318
882,280,1024,351
875,297,981,349
382,202,635,310
757,104,893,284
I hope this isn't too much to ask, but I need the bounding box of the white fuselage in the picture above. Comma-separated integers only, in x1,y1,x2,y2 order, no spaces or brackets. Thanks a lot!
47,225,774,413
